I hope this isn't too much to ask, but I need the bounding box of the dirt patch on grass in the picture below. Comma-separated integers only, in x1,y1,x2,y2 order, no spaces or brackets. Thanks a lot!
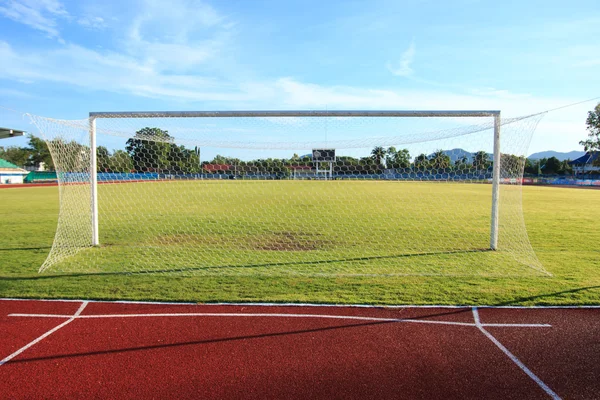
151,231,331,252
252,232,329,251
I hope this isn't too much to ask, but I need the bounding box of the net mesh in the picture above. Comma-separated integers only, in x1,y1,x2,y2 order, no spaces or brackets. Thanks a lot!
28,112,548,277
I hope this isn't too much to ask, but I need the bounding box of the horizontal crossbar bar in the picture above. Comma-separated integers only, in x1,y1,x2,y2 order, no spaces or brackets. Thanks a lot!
90,110,501,118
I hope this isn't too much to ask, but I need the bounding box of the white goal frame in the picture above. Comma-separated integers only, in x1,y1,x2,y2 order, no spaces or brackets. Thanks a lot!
88,110,502,250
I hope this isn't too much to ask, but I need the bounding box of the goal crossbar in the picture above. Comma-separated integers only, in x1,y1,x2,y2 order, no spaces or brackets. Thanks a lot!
89,110,501,118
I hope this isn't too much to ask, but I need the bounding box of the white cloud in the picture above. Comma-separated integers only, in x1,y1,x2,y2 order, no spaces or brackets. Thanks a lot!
0,0,68,38
267,78,592,153
0,38,589,125
77,15,107,30
124,0,232,72
0,87,34,98
32,0,67,16
386,40,416,77
273,77,543,113
0,0,231,86
0,40,255,103
128,0,224,43
0,15,594,154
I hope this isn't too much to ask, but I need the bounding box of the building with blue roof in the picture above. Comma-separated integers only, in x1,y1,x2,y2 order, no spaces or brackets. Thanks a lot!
569,152,600,177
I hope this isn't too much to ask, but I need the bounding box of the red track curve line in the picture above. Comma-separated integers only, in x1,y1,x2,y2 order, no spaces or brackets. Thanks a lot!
472,307,561,400
0,302,88,367
8,311,552,328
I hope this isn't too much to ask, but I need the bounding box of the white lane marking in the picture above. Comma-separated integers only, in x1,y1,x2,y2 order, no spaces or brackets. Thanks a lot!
7,312,550,328
0,302,88,367
2,298,600,309
480,323,551,328
472,307,561,400
0,298,196,305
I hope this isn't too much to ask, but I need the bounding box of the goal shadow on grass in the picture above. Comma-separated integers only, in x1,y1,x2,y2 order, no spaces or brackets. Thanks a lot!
490,285,600,306
0,246,53,251
2,248,495,280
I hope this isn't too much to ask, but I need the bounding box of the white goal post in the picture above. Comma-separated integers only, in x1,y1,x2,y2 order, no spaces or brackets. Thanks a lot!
88,110,502,250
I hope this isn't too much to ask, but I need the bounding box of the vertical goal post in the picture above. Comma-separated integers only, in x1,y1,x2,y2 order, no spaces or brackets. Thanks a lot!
88,110,502,250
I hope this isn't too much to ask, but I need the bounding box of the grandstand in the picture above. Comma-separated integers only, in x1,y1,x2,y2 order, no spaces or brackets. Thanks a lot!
569,151,600,177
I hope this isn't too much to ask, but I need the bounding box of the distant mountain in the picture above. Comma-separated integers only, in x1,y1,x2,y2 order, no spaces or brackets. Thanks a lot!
304,149,585,162
427,148,492,163
527,150,585,161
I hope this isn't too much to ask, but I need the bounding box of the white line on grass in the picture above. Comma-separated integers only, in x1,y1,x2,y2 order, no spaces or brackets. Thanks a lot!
0,302,88,367
472,307,561,400
2,298,600,308
7,312,551,328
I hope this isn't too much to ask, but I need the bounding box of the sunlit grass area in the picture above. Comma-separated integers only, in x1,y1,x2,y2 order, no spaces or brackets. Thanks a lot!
0,183,598,305
40,181,538,276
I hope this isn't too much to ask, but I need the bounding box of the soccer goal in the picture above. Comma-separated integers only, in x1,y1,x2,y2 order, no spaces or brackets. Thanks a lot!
29,110,548,276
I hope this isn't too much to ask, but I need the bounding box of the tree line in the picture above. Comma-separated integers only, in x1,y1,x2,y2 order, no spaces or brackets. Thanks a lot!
3,102,600,176
0,135,54,170
524,157,573,176
0,131,569,176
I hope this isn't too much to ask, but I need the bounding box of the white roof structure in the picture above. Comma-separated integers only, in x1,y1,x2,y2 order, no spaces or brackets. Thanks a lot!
0,127,25,140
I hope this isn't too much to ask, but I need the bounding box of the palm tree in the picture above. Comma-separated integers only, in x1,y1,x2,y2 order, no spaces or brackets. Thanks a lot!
371,146,386,167
454,155,469,171
430,150,451,171
473,151,490,171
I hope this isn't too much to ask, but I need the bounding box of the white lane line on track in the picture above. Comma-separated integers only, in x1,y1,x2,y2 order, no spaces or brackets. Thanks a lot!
7,312,551,328
472,307,561,400
0,302,88,367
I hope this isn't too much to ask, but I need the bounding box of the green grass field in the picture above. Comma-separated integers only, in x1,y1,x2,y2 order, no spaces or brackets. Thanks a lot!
0,182,598,305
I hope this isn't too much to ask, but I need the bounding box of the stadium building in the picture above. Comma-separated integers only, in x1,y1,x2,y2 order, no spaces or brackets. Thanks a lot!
569,151,600,177
0,158,29,184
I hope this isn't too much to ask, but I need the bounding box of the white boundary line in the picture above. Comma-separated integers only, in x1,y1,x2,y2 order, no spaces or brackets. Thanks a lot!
7,312,551,328
200,302,600,309
0,298,194,305
1,298,599,308
472,307,561,400
0,302,88,367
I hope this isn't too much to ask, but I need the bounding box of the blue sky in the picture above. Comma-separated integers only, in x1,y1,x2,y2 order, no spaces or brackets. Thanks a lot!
0,0,599,155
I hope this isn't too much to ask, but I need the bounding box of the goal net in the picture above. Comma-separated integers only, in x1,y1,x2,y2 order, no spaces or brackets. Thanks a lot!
29,111,548,277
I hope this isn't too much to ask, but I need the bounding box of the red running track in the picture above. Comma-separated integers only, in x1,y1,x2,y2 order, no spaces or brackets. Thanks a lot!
1,300,598,399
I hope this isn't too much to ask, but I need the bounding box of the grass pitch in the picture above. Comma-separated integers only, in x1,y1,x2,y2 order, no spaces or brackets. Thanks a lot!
0,182,598,305
44,180,539,277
